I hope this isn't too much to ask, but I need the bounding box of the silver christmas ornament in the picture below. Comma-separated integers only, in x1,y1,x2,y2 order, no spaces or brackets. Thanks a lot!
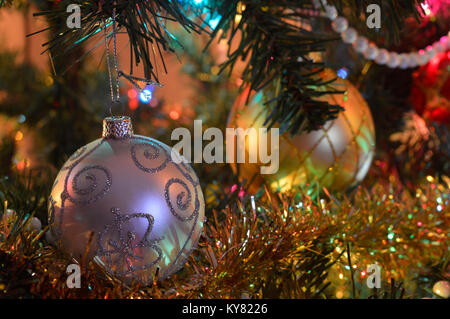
48,116,205,285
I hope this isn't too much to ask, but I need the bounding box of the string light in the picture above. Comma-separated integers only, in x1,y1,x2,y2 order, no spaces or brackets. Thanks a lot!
421,2,432,16
128,99,139,110
208,15,221,29
169,110,180,120
337,67,349,79
235,2,246,24
16,160,27,170
139,84,154,103
127,89,138,99
17,114,26,123
15,131,23,141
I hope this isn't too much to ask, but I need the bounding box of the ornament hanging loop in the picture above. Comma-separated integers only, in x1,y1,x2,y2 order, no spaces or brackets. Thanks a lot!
103,3,164,111
103,7,122,115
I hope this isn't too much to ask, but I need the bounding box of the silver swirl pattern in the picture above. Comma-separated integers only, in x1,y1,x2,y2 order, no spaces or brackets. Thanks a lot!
129,136,203,280
164,178,199,222
57,140,106,235
97,208,163,277
175,160,200,187
66,165,112,205
50,134,203,283
131,140,170,173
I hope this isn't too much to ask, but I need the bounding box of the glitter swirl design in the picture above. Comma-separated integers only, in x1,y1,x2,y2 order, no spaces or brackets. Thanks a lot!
129,135,202,280
175,160,200,187
57,140,106,234
66,165,112,205
164,178,199,222
97,208,163,277
130,141,170,173
50,133,204,283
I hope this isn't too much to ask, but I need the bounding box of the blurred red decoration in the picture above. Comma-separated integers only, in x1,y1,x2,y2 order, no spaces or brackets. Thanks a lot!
169,110,180,120
420,0,450,17
128,98,138,110
16,160,26,171
410,51,450,125
127,89,138,99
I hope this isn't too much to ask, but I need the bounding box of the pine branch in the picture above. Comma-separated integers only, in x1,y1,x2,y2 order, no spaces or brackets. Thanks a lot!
31,0,207,83
29,0,427,134
211,1,343,133
210,0,426,133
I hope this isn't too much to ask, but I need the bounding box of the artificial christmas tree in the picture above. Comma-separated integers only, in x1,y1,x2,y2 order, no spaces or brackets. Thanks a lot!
0,0,448,299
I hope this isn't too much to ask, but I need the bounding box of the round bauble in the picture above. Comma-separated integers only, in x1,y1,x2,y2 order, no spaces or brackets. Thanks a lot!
433,280,450,299
45,229,55,244
48,116,205,285
227,69,375,193
28,217,42,232
4,209,16,221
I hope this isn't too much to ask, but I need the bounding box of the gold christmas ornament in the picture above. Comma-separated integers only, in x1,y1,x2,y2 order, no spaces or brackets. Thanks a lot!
48,116,205,285
432,280,450,299
227,69,375,192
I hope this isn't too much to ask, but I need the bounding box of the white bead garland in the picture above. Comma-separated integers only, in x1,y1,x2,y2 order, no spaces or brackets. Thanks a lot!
363,43,378,60
353,36,368,53
331,17,348,33
375,48,389,64
387,52,400,68
398,54,411,69
325,5,338,20
314,0,450,69
342,27,357,44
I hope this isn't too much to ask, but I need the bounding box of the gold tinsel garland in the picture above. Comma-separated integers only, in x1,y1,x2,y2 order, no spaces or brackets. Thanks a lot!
0,175,448,299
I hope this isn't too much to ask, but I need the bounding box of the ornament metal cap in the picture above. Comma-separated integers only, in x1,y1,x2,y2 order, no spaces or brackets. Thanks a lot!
102,116,134,139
